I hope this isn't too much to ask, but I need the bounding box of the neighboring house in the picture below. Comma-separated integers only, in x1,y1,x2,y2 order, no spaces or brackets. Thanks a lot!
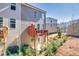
58,22,69,33
46,17,57,34
0,3,46,49
67,19,79,36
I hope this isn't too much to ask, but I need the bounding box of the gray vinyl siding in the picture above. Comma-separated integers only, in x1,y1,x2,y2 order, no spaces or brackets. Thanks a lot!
21,4,43,22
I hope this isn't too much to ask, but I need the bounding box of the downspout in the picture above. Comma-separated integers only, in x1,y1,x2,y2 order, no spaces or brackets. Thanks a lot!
44,13,46,30
43,13,47,45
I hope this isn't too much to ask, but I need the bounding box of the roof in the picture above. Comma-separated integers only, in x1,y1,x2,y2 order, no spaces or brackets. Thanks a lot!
21,3,46,13
46,17,57,21
70,19,79,24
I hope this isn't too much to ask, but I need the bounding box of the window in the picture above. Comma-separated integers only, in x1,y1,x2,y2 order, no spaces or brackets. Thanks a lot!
51,20,52,23
11,3,16,10
43,24,44,29
51,20,52,27
10,18,16,28
0,17,3,27
34,11,37,18
42,13,44,19
37,24,40,30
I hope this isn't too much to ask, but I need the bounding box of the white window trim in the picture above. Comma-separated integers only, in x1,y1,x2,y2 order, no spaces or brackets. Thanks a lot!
0,17,3,27
10,18,16,29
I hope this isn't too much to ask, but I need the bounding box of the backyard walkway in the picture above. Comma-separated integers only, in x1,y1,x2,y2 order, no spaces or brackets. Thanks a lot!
55,37,79,56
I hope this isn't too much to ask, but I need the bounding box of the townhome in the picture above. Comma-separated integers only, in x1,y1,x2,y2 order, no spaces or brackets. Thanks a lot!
0,3,47,49
58,22,69,33
46,17,57,34
67,19,79,36
20,3,47,49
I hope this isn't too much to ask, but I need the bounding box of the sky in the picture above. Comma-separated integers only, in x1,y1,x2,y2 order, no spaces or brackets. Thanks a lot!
31,3,79,23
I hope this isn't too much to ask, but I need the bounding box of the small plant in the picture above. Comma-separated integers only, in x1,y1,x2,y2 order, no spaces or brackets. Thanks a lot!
31,48,36,56
46,44,53,56
18,48,23,56
21,44,29,56
47,48,53,56
52,40,59,53
25,47,31,56
45,35,68,56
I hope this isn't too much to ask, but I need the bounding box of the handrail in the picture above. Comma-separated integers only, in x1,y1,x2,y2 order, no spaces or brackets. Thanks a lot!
0,26,8,39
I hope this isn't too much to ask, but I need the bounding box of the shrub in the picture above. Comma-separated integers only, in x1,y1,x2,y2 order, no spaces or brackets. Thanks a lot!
45,45,52,55
57,28,62,38
18,48,23,56
47,48,53,56
46,39,62,56
25,47,31,56
21,44,29,56
51,40,59,53
45,34,69,56
31,48,36,56
6,45,19,56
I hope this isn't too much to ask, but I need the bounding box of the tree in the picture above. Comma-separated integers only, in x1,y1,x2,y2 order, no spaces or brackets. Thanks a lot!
57,27,61,38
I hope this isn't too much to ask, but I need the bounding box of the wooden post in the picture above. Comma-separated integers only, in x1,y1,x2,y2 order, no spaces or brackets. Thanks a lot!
34,36,36,49
0,26,8,56
32,24,36,49
4,38,6,56
47,32,48,46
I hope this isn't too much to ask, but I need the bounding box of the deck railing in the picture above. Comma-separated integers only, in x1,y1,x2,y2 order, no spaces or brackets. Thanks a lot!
0,26,8,55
